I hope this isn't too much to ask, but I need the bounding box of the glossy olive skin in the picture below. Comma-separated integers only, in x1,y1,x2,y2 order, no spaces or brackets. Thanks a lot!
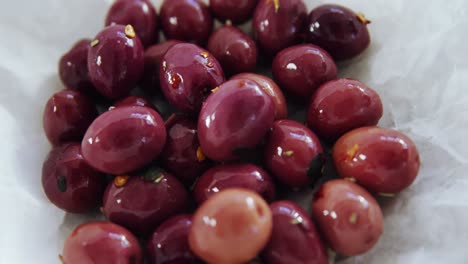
209,0,257,24
264,120,324,188
189,189,273,264
231,73,287,120
43,89,97,146
207,26,258,76
160,43,225,113
147,215,203,264
113,95,158,111
198,79,275,161
160,0,213,45
88,25,144,99
59,39,95,95
333,127,420,194
306,4,371,61
261,201,328,264
272,44,337,98
253,0,307,57
194,163,276,204
103,170,189,235
312,179,384,256
105,0,158,47
141,40,182,94
42,143,105,213
82,106,166,175
160,114,210,186
307,79,383,141
62,221,143,264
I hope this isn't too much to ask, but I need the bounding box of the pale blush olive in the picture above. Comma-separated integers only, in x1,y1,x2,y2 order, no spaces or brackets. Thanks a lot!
272,44,337,98
312,179,384,256
333,127,420,194
42,143,105,213
88,25,144,99
81,106,166,175
198,79,275,161
160,43,225,113
61,221,143,264
193,163,276,204
253,0,307,57
306,4,371,61
105,0,158,47
307,79,383,141
43,89,97,146
264,120,324,188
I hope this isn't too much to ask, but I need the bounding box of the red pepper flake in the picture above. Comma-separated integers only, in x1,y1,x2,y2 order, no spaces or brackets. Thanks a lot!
196,146,206,161
169,73,182,89
357,13,371,25
114,175,130,187
200,51,210,59
125,24,136,38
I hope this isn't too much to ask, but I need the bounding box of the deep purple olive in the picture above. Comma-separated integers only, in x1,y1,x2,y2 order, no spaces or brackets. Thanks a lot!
260,201,328,264
252,0,307,57
88,25,144,99
231,73,287,120
306,4,371,61
160,114,211,186
207,26,258,76
105,0,158,47
82,106,166,175
160,0,213,45
194,163,276,204
58,39,96,95
209,0,258,24
307,79,383,141
272,44,337,98
264,120,324,188
141,40,182,94
147,214,203,264
198,79,275,161
42,143,105,213
113,96,158,112
160,43,225,113
43,89,97,146
62,221,143,264
103,169,189,235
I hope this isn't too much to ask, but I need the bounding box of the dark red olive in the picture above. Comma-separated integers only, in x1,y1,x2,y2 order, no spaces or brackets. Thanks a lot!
160,43,225,113
160,0,213,45
141,40,182,94
198,79,275,161
58,39,96,95
312,179,384,256
105,0,158,47
264,120,324,188
113,96,158,112
231,73,287,120
252,0,307,57
209,0,258,24
194,163,276,204
62,221,143,264
272,44,337,98
43,89,97,146
261,201,328,264
307,79,383,141
306,4,371,61
103,169,189,235
88,25,144,99
82,106,166,175
207,26,257,76
333,127,420,194
42,143,105,213
160,114,211,186
147,214,203,264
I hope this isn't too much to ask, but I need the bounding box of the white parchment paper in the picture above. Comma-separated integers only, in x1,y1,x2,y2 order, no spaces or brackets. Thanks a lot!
1,0,468,263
